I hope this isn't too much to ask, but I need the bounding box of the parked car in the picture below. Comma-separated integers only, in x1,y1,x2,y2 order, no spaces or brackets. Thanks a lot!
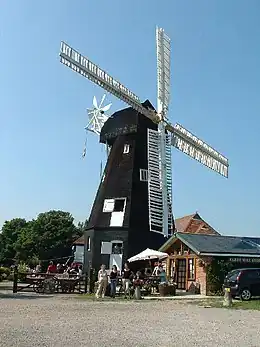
223,268,260,301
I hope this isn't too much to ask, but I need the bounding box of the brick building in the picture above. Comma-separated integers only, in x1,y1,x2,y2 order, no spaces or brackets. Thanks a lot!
160,213,260,295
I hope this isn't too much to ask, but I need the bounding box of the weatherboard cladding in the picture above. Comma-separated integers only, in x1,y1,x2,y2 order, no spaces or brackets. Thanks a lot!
85,102,172,264
87,134,134,229
76,212,206,246
88,101,158,230
177,233,260,256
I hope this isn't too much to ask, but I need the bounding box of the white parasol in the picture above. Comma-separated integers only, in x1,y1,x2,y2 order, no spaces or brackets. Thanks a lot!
127,248,168,262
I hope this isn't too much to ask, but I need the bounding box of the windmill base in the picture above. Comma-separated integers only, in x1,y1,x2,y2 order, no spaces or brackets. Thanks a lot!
84,228,128,274
83,227,167,274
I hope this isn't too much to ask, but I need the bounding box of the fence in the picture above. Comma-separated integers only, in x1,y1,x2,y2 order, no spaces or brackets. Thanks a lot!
12,267,97,295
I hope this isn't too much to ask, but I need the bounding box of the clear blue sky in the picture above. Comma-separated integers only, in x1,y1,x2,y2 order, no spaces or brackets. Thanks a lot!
1,0,260,236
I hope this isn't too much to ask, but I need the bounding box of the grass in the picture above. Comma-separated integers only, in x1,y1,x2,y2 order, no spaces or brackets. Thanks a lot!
191,298,260,310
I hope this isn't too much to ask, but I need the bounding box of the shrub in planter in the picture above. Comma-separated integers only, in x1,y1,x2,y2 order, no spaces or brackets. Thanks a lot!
158,282,176,296
158,283,168,296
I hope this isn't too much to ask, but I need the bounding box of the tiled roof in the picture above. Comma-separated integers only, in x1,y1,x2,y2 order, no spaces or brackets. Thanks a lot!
177,233,260,256
74,235,84,245
175,212,220,235
175,214,197,232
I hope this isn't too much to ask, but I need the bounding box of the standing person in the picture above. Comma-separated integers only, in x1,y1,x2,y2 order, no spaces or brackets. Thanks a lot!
110,265,118,298
122,262,133,298
96,264,108,299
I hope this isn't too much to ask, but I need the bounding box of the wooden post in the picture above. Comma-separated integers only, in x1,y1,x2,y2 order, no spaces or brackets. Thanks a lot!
13,265,18,293
223,287,232,307
86,261,91,294
166,257,171,278
134,286,141,300
89,268,95,294
84,273,88,294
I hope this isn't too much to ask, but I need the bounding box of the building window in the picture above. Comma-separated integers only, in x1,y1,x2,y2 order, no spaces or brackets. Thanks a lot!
140,169,148,182
123,144,130,154
112,242,123,254
87,237,91,251
188,258,195,280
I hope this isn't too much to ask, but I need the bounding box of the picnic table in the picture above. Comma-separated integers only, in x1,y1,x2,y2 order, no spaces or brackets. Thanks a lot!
25,273,84,294
26,274,56,293
55,275,83,293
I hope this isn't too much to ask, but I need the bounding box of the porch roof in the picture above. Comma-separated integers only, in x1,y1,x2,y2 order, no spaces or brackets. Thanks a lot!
160,232,260,257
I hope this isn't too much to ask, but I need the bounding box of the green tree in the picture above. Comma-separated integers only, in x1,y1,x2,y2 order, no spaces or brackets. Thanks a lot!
77,219,89,234
16,210,82,263
0,218,27,265
14,220,37,263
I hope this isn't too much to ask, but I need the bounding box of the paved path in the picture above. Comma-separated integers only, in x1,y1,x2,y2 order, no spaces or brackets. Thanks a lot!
0,293,260,347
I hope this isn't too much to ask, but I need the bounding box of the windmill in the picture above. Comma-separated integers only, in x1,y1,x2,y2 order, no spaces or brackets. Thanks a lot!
59,27,229,271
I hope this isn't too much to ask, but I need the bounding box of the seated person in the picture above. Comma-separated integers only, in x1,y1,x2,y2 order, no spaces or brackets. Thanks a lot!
46,261,57,274
159,268,167,283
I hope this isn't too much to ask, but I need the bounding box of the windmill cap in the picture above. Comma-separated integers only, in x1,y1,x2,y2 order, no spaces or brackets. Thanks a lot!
100,100,157,145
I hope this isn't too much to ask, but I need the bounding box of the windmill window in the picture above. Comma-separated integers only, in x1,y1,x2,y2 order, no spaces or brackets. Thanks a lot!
103,198,126,213
87,237,91,251
140,169,148,182
113,198,125,212
123,144,130,154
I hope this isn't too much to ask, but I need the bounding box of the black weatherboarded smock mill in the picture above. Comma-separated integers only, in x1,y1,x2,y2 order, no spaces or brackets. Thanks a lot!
59,29,229,274
84,101,174,272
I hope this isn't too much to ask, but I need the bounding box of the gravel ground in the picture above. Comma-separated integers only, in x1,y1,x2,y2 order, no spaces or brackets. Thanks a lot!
1,293,260,347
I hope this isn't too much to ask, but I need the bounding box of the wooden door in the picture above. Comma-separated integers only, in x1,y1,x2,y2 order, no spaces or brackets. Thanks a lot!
176,259,187,290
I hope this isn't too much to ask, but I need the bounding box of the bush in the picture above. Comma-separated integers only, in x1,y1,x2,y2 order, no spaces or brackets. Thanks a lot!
17,262,29,283
206,259,234,294
18,262,28,273
7,273,14,281
0,267,11,281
